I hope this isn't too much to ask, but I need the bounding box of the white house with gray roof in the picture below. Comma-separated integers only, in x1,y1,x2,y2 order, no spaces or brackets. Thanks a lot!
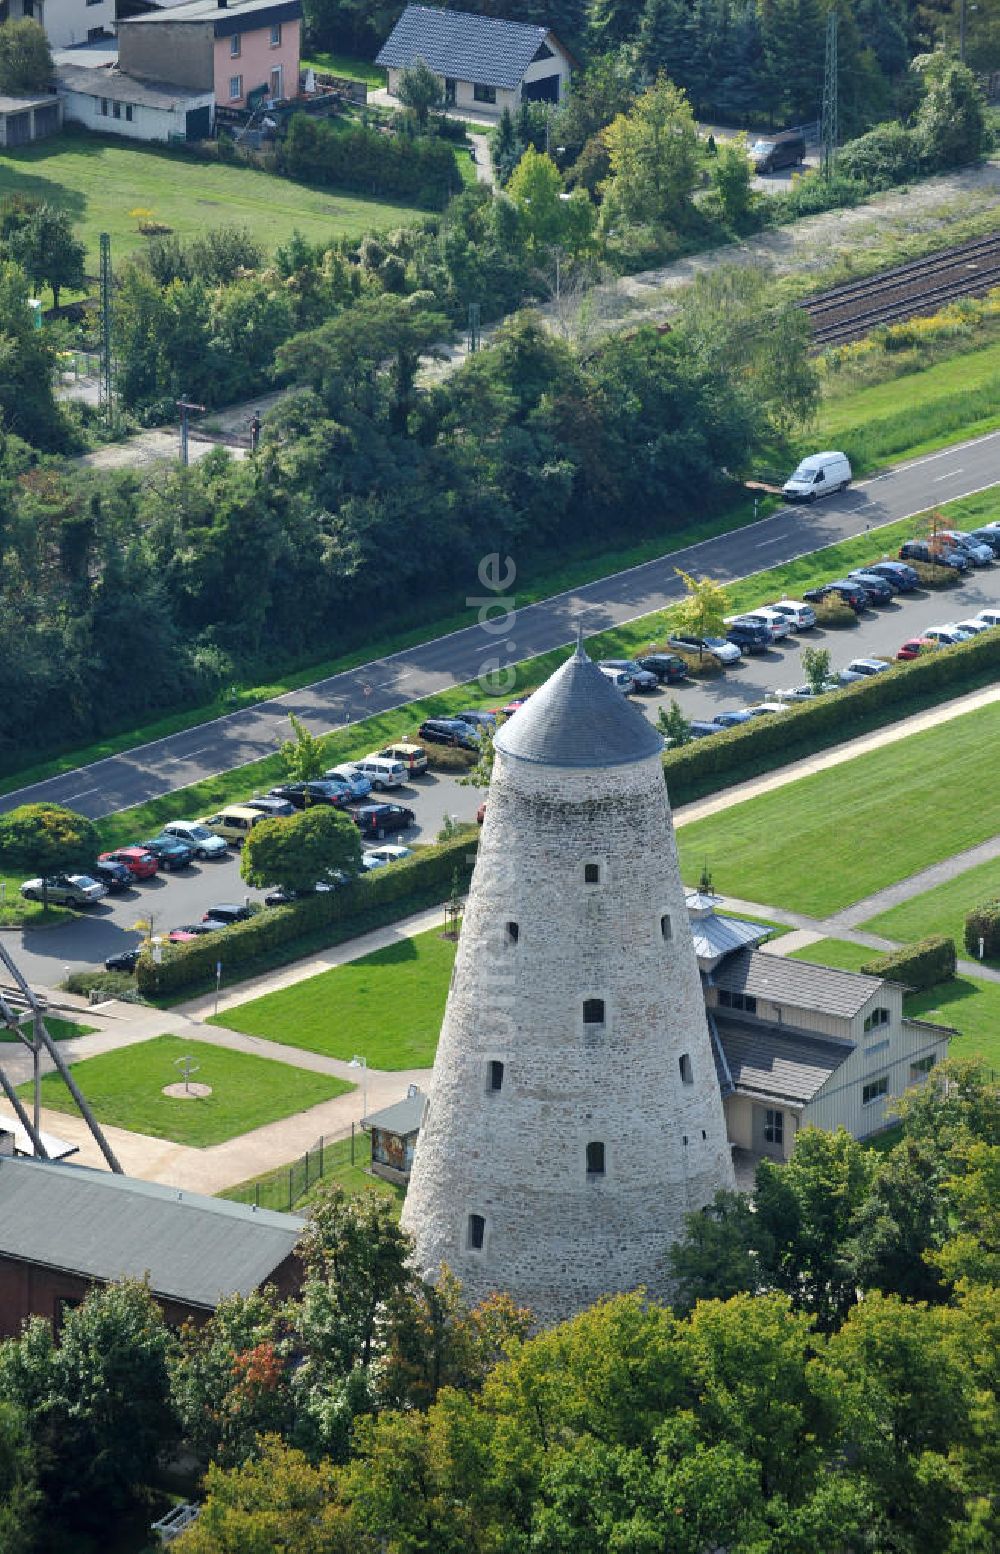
377,4,573,117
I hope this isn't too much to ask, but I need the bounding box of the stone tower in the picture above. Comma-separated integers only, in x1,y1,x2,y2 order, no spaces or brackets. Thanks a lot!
401,643,734,1324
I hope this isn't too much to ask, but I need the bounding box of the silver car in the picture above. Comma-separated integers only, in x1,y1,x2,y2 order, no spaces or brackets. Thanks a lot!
20,873,106,906
599,659,659,691
161,820,230,859
324,764,373,800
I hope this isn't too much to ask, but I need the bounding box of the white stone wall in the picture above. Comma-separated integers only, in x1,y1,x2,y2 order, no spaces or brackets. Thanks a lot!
402,745,734,1326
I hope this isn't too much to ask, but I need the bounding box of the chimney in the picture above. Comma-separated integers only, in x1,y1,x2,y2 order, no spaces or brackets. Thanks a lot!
218,0,228,8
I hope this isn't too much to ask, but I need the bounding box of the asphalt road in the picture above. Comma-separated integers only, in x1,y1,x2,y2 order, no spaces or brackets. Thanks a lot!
6,430,998,830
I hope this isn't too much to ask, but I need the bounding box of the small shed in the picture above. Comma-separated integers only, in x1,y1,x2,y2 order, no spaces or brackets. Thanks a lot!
362,1085,426,1185
377,4,573,117
0,93,62,148
58,64,215,141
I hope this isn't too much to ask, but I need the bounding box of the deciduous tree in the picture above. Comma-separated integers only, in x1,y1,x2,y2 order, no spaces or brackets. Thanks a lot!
277,711,326,781
241,807,362,894
673,570,730,648
396,56,443,129
600,75,700,230
0,19,52,94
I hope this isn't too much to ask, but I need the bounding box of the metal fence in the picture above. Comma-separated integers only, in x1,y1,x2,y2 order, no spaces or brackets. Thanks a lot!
226,1129,370,1213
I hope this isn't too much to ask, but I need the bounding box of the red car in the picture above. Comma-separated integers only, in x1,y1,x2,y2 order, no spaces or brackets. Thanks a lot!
99,847,159,880
896,637,938,661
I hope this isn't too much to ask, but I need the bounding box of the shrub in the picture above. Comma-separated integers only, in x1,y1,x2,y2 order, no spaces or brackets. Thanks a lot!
407,739,477,772
910,560,960,588
837,122,919,190
964,899,1000,960
814,596,858,628
281,114,460,207
135,828,479,996
658,646,724,678
64,969,145,1002
861,935,956,991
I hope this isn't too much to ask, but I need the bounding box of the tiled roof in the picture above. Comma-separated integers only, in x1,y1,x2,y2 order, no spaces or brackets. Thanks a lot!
712,948,884,1019
377,4,553,89
495,643,664,769
715,1014,850,1105
0,1157,302,1310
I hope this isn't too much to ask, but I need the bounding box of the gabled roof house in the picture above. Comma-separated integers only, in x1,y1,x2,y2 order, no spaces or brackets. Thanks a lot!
377,4,573,117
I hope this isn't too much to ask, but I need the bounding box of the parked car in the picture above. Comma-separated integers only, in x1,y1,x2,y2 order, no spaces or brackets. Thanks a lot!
637,652,687,683
846,570,896,602
712,709,755,728
105,947,139,974
375,744,429,778
733,607,792,641
864,561,919,591
898,540,969,573
417,719,480,751
768,599,817,630
952,618,992,636
839,657,892,683
845,572,894,605
802,580,868,612
160,820,229,859
977,609,1000,628
201,903,253,926
667,634,742,665
922,625,972,646
453,710,498,729
896,637,938,661
141,835,195,871
21,873,106,907
169,922,219,937
750,129,806,173
268,780,352,810
352,803,415,839
92,859,133,894
969,527,1000,556
689,720,726,738
201,805,271,844
98,847,159,880
323,764,373,800
774,680,840,702
351,755,411,789
263,883,337,906
363,844,413,867
746,701,790,716
599,666,635,694
724,620,772,654
936,530,993,567
782,450,851,502
245,796,297,819
500,696,530,716
599,660,659,691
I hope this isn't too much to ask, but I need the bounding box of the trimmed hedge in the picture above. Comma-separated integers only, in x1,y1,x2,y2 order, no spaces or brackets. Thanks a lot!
281,114,461,206
661,624,1000,807
964,899,1000,960
861,935,957,991
136,828,479,997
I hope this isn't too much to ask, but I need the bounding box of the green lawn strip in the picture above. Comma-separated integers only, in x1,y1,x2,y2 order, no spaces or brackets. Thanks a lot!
219,1130,403,1212
86,488,1000,854
301,52,387,87
789,940,1000,1070
0,132,424,275
208,925,456,1069
0,492,775,795
862,854,1000,968
16,1034,353,1146
0,1015,96,1044
678,700,1000,919
0,875,73,928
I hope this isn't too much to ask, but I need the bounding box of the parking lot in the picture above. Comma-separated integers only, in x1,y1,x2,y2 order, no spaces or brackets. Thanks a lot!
10,551,1000,991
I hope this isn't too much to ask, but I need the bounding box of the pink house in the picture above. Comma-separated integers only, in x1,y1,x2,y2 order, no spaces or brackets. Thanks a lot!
118,0,301,112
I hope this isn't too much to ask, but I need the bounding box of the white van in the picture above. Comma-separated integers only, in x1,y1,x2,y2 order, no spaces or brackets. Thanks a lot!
353,754,407,790
599,666,634,694
782,451,852,502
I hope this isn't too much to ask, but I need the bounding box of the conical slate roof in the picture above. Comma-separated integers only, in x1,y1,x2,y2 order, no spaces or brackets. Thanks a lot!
494,640,664,768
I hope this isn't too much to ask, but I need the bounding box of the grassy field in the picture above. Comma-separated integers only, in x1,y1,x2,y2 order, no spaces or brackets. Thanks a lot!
0,874,72,929
676,699,1000,918
220,1130,403,1212
210,925,457,1069
814,338,1000,471
1,1014,95,1045
302,51,387,88
862,854,1000,965
18,1034,353,1146
0,132,425,274
789,939,1000,1070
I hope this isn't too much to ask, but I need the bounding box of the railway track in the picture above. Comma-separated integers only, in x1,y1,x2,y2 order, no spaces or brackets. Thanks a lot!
803,233,1000,346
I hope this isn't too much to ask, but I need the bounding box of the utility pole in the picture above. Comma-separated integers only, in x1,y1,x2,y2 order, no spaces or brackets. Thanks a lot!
821,7,839,179
467,302,481,354
176,399,205,466
99,231,113,429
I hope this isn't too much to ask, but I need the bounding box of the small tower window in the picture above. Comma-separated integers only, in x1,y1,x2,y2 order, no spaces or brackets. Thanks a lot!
679,1053,693,1085
488,1059,504,1093
467,1213,485,1251
583,998,605,1026
661,913,672,941
586,1141,605,1177
584,862,600,884
505,921,519,945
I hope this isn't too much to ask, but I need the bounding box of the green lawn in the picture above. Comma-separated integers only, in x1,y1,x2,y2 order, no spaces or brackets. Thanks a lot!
17,1034,353,1146
0,132,425,274
0,874,72,928
676,699,1000,918
1,1015,96,1045
220,1130,403,1212
210,925,457,1069
862,854,1000,966
302,51,387,88
790,940,1000,1069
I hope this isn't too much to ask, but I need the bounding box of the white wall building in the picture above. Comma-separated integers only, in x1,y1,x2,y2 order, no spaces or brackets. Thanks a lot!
4,0,114,52
402,642,734,1326
58,63,214,141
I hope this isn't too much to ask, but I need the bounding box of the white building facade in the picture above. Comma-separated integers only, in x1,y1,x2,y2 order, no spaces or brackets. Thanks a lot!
6,0,114,51
402,644,734,1326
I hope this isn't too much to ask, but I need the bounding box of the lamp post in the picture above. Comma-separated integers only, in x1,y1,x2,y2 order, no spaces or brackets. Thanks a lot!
349,1054,368,1122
